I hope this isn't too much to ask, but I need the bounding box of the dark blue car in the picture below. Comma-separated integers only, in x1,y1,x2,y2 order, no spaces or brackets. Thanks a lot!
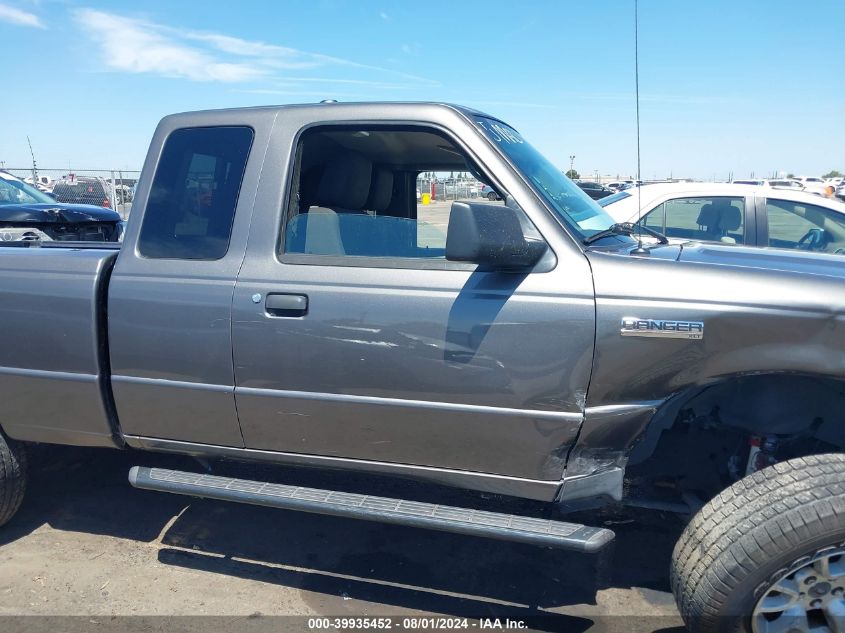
0,171,122,242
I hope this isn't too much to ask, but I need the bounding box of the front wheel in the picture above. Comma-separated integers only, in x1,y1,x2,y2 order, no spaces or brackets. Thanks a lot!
671,453,845,633
0,432,27,527
487,192,496,201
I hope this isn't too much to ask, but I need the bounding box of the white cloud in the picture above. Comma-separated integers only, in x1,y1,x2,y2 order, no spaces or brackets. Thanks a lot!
73,9,265,82
183,32,317,68
0,3,45,28
72,8,438,86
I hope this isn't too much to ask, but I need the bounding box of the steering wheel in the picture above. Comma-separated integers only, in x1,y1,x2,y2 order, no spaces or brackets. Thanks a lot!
797,228,825,250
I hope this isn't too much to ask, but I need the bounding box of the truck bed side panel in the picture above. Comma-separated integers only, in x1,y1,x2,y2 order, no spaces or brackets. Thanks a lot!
0,247,119,447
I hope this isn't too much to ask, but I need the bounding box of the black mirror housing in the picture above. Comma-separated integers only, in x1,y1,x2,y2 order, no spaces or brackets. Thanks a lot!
445,202,548,270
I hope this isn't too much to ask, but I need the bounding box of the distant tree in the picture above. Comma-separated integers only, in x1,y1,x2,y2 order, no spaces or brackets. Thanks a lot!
786,173,796,179
565,169,580,179
822,170,843,179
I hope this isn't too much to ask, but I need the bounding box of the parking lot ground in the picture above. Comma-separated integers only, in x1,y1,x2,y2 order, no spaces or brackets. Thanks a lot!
0,446,686,633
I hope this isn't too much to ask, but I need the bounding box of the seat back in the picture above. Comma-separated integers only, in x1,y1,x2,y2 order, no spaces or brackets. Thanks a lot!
286,207,345,255
285,151,372,255
696,200,742,241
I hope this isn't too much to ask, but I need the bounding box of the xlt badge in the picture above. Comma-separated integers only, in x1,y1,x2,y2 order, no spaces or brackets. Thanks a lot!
620,317,704,340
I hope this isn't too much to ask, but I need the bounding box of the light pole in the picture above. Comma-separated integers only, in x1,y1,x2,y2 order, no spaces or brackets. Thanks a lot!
569,155,575,177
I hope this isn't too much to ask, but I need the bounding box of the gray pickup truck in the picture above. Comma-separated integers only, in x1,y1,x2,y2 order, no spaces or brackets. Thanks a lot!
2,103,845,632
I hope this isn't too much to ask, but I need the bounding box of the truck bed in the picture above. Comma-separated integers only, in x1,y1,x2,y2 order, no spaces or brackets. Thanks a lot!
0,245,120,447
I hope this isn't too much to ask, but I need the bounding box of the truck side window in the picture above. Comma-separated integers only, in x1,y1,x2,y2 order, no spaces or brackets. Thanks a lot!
139,126,253,260
281,127,496,262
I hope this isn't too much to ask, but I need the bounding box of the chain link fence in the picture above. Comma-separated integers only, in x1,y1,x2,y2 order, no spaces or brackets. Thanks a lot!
416,174,481,202
4,168,141,219
7,169,496,220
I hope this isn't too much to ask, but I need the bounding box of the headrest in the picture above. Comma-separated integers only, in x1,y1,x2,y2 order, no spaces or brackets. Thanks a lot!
366,168,394,212
696,204,717,227
717,204,742,231
315,151,372,210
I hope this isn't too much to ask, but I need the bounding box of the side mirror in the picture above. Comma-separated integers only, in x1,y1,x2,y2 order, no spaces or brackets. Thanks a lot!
445,201,548,270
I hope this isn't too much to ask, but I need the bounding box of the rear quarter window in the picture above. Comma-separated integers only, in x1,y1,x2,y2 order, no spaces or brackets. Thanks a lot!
53,181,108,204
138,126,253,260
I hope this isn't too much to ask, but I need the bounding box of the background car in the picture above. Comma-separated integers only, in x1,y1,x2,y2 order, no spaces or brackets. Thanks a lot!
0,170,122,242
576,180,614,200
479,184,501,200
730,178,831,196
605,180,635,191
732,178,804,190
114,184,133,204
790,176,827,196
769,179,806,189
52,176,114,208
730,179,767,186
23,174,55,193
599,181,845,254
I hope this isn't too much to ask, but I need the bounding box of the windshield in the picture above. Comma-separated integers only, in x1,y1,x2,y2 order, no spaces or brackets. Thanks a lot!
0,173,55,205
474,117,619,239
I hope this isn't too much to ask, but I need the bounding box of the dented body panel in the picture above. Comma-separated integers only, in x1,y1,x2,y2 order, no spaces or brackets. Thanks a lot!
563,243,845,496
587,244,845,407
228,103,596,484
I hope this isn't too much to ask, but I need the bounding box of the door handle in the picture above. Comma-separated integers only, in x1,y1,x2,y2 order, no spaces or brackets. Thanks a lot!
265,293,308,317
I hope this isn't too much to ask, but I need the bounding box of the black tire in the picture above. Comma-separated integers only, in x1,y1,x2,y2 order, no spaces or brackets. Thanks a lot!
671,453,845,632
0,432,27,527
487,192,496,201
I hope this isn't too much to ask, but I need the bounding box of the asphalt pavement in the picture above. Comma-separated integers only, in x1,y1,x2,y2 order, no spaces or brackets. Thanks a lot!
0,445,687,633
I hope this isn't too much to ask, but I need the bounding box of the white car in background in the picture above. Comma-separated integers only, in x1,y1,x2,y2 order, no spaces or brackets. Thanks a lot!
23,174,55,193
793,176,828,196
598,182,845,254
730,179,767,186
731,178,809,191
605,180,635,191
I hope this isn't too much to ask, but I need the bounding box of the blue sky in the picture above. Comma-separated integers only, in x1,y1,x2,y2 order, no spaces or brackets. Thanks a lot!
1,0,842,179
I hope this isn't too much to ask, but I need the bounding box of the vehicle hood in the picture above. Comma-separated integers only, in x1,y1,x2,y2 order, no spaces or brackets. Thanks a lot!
0,203,121,223
676,242,845,279
591,239,845,280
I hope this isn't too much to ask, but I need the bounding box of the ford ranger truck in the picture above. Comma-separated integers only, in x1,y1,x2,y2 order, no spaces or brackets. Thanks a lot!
2,103,845,633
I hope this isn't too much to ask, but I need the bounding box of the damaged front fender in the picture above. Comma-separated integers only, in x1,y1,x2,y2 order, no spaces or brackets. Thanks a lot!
559,402,660,502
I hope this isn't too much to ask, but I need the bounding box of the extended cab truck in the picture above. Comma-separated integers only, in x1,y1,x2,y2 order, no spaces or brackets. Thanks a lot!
2,103,845,632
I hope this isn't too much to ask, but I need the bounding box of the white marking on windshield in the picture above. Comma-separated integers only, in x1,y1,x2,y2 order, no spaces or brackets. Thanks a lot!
476,119,524,145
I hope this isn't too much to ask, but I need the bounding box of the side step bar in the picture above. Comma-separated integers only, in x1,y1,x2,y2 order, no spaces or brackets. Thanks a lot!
129,466,614,553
